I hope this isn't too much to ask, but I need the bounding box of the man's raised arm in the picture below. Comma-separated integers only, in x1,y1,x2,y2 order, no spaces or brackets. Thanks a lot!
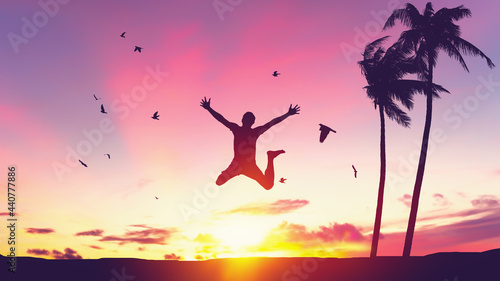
200,97,236,129
257,104,300,134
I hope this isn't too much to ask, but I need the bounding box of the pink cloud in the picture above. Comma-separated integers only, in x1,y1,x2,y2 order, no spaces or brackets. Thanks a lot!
26,228,55,234
265,221,366,244
99,225,176,245
379,206,500,256
397,194,412,208
164,253,182,260
27,248,83,259
433,193,450,207
75,229,104,236
219,199,309,216
0,212,18,216
27,249,50,256
471,195,499,208
51,248,82,260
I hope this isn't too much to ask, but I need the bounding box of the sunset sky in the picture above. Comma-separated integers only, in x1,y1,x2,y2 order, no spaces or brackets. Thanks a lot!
1,0,499,261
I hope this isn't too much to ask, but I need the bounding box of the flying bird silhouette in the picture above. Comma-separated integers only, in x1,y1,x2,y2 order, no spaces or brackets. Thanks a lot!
100,104,107,114
272,71,281,77
120,32,126,38
155,196,159,200
152,111,159,120
93,94,101,100
352,165,357,178
134,46,143,52
79,160,87,167
279,178,286,183
104,154,110,159
319,124,336,143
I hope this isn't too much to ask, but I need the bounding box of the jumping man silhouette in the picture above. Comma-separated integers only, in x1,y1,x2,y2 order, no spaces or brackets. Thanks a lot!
201,97,300,190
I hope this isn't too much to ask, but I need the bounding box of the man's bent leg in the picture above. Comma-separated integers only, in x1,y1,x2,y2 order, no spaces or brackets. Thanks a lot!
216,160,241,186
245,150,285,190
262,150,286,190
244,166,271,190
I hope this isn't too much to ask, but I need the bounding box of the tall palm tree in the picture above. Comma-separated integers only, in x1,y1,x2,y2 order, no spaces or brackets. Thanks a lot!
359,37,448,257
383,2,495,257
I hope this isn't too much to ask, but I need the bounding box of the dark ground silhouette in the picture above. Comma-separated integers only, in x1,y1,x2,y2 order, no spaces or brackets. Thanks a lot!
2,249,499,281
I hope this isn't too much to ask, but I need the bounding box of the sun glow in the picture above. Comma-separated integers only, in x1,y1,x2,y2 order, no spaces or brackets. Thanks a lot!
210,219,268,251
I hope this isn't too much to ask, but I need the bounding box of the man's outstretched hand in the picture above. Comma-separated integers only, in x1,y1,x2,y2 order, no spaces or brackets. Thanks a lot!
287,104,300,115
201,97,211,110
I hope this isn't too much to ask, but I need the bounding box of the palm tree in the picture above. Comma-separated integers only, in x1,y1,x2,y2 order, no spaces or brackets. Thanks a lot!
359,37,448,257
383,2,495,257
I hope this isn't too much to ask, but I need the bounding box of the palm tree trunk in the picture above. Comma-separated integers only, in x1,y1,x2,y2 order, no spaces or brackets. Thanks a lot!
370,105,386,257
402,69,434,257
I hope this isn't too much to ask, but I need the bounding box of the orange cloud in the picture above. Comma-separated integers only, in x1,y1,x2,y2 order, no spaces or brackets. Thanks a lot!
193,233,221,244
249,221,368,257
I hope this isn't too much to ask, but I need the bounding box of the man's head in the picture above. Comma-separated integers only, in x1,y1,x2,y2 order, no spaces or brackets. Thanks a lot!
242,112,255,127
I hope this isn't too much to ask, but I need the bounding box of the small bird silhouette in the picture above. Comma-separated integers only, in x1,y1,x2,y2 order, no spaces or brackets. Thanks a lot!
279,178,286,183
79,160,87,167
100,104,107,114
152,111,159,120
155,196,159,200
272,71,281,77
120,32,126,38
93,94,101,100
104,154,110,159
319,124,336,143
352,165,357,178
134,46,143,52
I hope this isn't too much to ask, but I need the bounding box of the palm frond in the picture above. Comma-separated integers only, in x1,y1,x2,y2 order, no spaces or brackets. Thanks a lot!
439,41,469,72
363,36,390,59
434,5,471,22
451,37,496,68
384,3,421,30
384,100,411,128
423,2,434,19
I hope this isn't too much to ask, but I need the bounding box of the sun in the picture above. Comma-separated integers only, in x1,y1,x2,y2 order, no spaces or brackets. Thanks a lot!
210,218,267,251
